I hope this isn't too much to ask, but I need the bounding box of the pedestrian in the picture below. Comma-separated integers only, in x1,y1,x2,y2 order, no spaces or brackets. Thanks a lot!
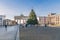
45,24,47,27
25,24,27,27
5,25,7,31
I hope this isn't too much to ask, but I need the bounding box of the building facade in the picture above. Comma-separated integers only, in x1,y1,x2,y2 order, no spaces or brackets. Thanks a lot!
14,16,28,24
0,15,5,26
48,13,60,26
39,16,48,25
3,19,17,26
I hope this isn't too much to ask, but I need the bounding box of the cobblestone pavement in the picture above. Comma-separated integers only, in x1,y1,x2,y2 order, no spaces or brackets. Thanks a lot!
0,25,19,40
20,26,60,40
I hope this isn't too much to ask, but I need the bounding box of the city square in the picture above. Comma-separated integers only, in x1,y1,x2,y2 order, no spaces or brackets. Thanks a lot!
20,25,60,40
0,0,60,40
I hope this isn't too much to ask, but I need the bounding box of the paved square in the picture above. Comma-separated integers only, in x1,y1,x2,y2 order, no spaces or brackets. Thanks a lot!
20,26,60,40
0,25,18,40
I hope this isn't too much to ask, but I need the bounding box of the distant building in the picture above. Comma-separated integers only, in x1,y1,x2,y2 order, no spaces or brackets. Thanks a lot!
3,19,17,26
39,16,48,25
14,16,40,24
48,13,60,26
14,16,28,24
0,15,5,26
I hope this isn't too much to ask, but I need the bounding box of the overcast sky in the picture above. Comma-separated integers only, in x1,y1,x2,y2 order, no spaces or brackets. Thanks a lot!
0,0,60,19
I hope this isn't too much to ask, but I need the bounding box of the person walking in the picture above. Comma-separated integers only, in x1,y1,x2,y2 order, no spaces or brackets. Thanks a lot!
5,25,7,31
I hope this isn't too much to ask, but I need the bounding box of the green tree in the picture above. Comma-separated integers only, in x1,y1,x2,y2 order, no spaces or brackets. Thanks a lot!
27,9,38,25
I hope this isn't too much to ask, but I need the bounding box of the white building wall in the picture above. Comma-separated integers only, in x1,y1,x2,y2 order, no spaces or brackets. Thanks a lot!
0,15,5,26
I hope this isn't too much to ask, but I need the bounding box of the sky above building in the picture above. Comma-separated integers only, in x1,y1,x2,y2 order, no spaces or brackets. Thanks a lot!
0,0,60,19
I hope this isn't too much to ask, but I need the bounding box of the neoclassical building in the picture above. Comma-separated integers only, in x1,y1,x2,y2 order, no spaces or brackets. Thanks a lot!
14,16,28,24
48,13,60,25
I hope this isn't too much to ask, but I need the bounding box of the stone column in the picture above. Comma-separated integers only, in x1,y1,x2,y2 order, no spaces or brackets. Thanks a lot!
17,20,18,24
20,19,21,24
23,19,24,24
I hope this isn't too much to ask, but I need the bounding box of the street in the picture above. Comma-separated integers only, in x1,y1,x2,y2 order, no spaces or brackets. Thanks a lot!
0,25,19,40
